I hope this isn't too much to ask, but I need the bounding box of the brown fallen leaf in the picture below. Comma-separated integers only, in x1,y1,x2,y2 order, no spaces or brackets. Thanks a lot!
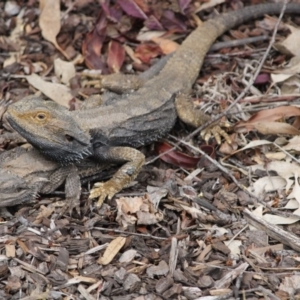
253,121,300,136
39,0,69,59
235,106,300,133
97,237,126,265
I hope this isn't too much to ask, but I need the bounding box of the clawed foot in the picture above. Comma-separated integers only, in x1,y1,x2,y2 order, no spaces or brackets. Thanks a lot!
56,198,81,218
201,123,231,144
89,180,121,208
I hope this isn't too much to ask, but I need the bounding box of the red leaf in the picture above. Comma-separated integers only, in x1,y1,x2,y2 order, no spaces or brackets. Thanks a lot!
155,142,216,169
135,43,162,64
82,12,107,70
161,10,187,32
117,0,147,20
107,41,125,73
254,73,270,85
144,15,164,31
178,0,192,13
155,142,200,169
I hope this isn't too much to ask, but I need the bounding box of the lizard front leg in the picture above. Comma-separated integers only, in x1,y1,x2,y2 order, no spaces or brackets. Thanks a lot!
41,165,81,215
89,146,145,207
175,93,231,144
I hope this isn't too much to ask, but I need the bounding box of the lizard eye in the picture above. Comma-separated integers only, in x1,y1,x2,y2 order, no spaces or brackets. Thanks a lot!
65,134,74,142
36,113,46,120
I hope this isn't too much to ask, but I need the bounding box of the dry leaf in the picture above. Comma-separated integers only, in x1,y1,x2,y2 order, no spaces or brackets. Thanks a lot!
287,173,300,217
263,214,299,225
274,24,300,57
253,121,300,135
251,160,300,193
151,37,179,54
136,30,166,42
283,136,300,152
26,73,74,107
119,249,137,263
39,0,69,59
224,240,241,257
54,58,76,85
279,275,300,295
97,237,126,265
249,176,286,197
195,0,226,12
235,106,300,132
116,196,163,228
5,244,16,258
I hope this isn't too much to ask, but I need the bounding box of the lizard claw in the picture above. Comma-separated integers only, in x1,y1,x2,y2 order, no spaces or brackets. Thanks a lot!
89,180,121,208
201,124,231,144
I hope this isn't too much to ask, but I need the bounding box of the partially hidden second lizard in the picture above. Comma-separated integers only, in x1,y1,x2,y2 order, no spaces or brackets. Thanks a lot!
5,3,300,207
0,146,107,209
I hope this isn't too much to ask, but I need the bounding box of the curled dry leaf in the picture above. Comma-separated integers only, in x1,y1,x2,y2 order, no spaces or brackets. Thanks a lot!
155,142,215,169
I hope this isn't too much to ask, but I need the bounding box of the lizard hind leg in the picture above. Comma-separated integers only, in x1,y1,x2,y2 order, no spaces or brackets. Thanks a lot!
175,93,231,144
89,146,145,207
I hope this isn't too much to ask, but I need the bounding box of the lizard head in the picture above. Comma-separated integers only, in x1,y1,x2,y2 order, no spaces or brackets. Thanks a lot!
5,96,92,164
0,171,38,207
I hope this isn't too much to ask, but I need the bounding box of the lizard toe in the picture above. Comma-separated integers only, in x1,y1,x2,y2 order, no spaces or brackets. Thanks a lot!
201,125,231,145
89,180,121,208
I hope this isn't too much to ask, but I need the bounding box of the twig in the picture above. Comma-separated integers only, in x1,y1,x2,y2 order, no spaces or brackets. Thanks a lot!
210,35,269,52
244,208,300,252
93,226,167,240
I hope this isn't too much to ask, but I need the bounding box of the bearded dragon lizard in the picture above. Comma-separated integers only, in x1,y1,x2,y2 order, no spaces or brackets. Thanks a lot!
0,146,106,210
6,3,300,207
